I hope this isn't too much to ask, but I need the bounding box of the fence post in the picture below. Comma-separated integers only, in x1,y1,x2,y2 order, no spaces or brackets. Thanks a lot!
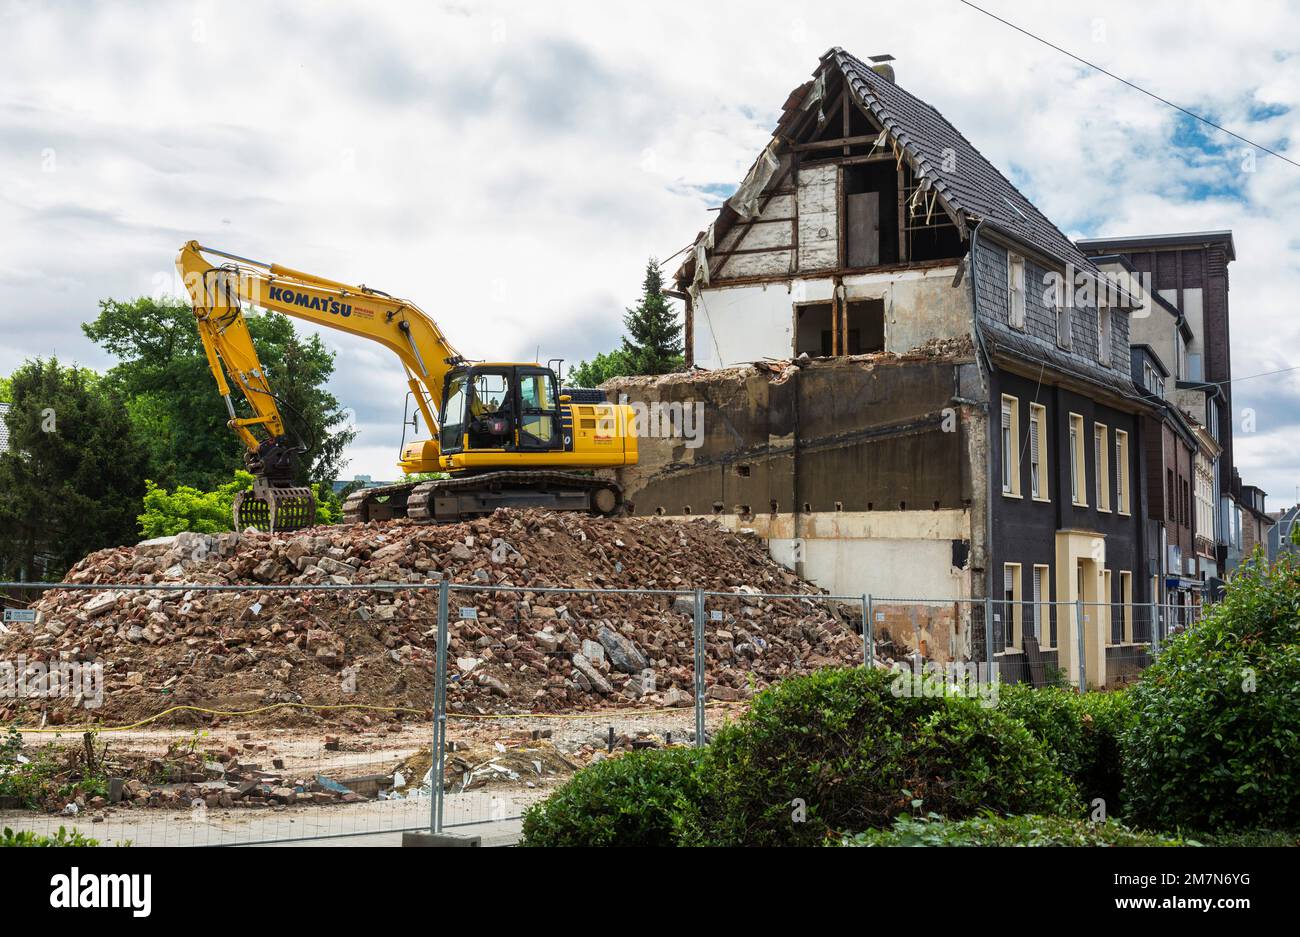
1154,595,1164,654
432,578,450,834
693,588,706,749
983,595,994,673
1074,599,1087,692
862,594,874,668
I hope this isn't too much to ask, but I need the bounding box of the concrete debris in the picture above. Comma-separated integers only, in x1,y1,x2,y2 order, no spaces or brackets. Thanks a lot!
0,508,889,725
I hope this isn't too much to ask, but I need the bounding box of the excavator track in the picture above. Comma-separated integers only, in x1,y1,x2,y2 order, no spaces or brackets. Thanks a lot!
342,471,623,525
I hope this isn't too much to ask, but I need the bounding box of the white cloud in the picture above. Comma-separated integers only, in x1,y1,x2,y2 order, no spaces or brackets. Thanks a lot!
0,0,1296,500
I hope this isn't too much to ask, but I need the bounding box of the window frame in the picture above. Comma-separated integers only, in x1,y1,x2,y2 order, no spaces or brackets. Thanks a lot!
1054,277,1072,349
1007,253,1026,330
1000,394,1021,498
1029,402,1049,502
1102,569,1114,643
1094,422,1110,513
1032,563,1051,647
1097,299,1112,365
1120,570,1134,644
1002,562,1022,650
1069,413,1087,506
1115,429,1130,515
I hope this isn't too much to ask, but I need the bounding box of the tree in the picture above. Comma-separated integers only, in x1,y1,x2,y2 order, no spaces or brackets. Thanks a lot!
0,375,11,403
0,359,149,580
567,349,636,388
567,259,684,387
83,297,356,490
620,258,683,375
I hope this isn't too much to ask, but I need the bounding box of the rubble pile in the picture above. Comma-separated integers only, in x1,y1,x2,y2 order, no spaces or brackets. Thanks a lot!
0,509,877,725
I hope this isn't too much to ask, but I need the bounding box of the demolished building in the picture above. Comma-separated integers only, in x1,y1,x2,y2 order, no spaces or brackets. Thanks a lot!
608,48,1163,686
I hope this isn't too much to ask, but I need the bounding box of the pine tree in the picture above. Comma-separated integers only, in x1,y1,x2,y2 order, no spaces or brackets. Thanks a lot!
0,359,149,579
620,259,683,376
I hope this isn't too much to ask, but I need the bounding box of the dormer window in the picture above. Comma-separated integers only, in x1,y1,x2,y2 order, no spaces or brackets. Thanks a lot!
1097,299,1112,365
1054,277,1072,349
1007,254,1026,329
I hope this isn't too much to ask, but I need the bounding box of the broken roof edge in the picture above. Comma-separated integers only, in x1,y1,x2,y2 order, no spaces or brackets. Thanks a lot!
603,342,978,391
677,47,1112,290
830,48,1103,279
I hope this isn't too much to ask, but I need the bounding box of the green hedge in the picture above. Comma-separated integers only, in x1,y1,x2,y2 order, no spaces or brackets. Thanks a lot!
0,826,100,847
1122,555,1300,832
520,747,703,847
838,813,1189,847
681,667,1077,846
998,684,1132,814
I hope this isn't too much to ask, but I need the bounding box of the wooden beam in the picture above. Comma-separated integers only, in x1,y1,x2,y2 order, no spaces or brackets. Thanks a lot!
790,133,881,152
897,164,908,263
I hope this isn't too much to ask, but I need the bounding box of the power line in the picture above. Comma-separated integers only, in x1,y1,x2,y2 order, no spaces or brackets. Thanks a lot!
957,0,1300,170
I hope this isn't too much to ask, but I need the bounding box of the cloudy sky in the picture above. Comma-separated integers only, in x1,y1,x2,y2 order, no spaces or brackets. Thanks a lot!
1,0,1296,503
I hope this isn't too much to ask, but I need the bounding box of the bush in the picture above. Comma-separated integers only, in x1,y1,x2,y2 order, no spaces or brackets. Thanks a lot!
137,471,254,538
520,748,703,847
838,813,1189,847
681,668,1077,846
998,684,1132,813
1194,828,1299,848
1,826,100,847
1122,554,1300,832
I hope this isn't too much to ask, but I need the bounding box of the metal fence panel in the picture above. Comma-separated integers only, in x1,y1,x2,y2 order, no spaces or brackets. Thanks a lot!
0,578,1213,845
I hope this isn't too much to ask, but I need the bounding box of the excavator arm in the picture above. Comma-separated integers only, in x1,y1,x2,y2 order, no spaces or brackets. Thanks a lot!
175,240,462,528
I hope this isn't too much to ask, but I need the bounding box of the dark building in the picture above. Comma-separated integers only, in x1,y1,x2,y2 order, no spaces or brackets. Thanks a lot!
1078,231,1246,573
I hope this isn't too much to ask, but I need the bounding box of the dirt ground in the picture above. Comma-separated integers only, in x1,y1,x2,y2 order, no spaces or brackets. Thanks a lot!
3,704,744,844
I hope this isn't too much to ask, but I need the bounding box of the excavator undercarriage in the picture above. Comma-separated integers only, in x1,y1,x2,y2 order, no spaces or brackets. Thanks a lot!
342,471,623,525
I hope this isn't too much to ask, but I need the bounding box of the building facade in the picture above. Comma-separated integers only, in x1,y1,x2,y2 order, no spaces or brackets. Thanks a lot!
607,48,1264,687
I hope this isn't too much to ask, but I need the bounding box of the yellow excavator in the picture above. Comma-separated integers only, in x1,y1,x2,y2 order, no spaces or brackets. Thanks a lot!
175,241,637,532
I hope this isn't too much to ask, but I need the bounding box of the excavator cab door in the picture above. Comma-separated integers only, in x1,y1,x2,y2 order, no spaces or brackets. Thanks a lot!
516,367,562,451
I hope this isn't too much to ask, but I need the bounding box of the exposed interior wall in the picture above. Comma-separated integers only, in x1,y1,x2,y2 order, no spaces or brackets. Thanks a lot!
693,265,964,369
603,354,986,661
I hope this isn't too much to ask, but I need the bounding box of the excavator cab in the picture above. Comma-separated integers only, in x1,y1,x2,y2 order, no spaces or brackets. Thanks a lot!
439,365,563,455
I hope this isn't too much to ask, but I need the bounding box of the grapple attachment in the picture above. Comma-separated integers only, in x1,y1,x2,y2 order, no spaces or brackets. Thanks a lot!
233,478,317,533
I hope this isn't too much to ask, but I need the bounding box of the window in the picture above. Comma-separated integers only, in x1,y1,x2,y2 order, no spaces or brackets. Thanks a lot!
1054,277,1072,349
1097,300,1112,365
1032,564,1050,646
1000,395,1021,497
1007,254,1026,329
1167,469,1176,522
1142,361,1165,397
1195,456,1215,541
1115,430,1130,515
1120,571,1133,643
1069,413,1086,506
1094,423,1110,512
1029,403,1048,501
1003,563,1022,649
